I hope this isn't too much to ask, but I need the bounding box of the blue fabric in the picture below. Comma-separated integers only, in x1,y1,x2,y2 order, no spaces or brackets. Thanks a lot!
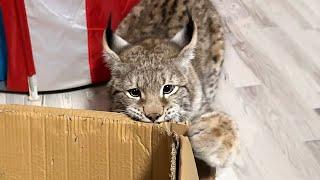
0,9,7,81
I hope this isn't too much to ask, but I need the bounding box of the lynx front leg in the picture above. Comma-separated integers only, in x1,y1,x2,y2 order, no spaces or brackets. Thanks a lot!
188,111,239,179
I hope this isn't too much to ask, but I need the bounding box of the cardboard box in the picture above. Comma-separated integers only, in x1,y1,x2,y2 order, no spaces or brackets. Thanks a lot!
0,105,199,180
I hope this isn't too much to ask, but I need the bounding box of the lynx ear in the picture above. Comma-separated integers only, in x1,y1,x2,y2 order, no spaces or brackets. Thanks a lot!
103,17,129,71
170,13,197,65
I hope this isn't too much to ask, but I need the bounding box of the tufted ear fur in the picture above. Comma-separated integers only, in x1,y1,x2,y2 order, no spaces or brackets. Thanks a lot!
170,12,197,67
103,17,129,73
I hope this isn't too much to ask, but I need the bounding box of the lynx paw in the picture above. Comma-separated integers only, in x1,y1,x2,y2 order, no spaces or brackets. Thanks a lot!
188,112,239,170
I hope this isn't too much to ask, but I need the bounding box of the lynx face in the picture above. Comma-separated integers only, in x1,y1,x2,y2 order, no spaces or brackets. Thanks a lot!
104,17,202,123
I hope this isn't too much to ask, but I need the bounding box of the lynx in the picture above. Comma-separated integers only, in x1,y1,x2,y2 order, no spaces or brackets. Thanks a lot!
103,0,239,179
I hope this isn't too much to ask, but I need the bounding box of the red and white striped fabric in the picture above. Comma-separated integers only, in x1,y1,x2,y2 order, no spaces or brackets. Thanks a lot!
0,0,139,96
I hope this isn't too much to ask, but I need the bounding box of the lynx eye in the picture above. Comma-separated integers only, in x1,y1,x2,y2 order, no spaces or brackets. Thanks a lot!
126,88,141,99
161,85,178,97
163,85,174,94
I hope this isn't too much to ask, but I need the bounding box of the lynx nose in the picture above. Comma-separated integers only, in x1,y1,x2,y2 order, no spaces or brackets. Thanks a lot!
146,113,161,122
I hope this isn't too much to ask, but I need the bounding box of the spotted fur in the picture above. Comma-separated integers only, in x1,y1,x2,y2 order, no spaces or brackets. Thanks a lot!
103,0,239,178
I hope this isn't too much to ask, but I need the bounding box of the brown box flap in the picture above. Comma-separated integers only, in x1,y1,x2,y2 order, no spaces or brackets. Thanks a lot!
0,105,190,180
178,136,199,180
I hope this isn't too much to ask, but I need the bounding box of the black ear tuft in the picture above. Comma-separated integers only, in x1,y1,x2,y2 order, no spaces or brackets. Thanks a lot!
170,9,197,48
103,14,129,53
106,15,114,49
185,10,194,45
169,9,198,67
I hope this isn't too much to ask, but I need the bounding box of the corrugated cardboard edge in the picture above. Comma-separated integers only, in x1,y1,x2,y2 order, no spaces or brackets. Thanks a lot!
159,122,199,180
159,122,184,180
170,132,179,180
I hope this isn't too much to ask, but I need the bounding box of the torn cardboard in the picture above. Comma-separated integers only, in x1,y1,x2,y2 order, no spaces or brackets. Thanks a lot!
0,105,198,180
